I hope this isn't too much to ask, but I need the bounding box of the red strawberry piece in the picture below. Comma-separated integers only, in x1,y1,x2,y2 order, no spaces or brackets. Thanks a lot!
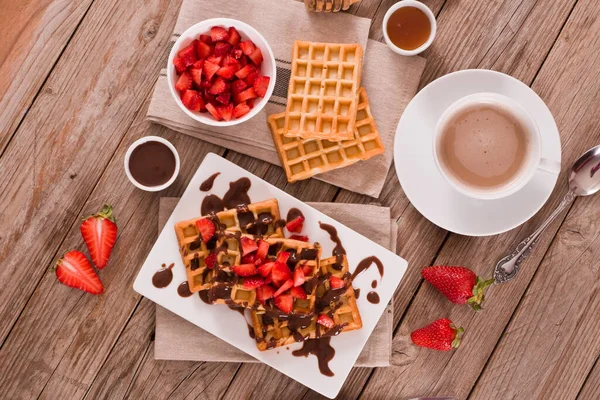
205,103,222,120
173,57,187,74
274,293,293,313
55,251,104,294
421,266,494,310
289,235,309,242
257,284,275,305
189,68,203,87
209,77,227,95
207,55,223,66
232,103,251,119
216,92,231,105
317,314,335,329
240,40,256,55
178,42,197,66
203,61,220,80
231,47,243,59
235,87,257,103
247,98,255,109
199,34,212,44
290,286,307,299
181,90,202,112
175,72,193,92
253,76,270,98
293,267,305,287
216,65,237,79
80,204,117,270
285,216,304,233
200,79,213,89
224,56,241,70
241,237,258,255
233,263,258,277
242,253,256,264
227,27,241,46
195,40,213,59
410,318,464,351
235,64,256,79
217,103,234,121
210,26,229,42
276,251,290,264
244,70,259,86
195,218,215,242
329,275,345,289
214,42,231,57
271,262,291,286
205,252,217,269
264,275,273,285
192,59,204,69
258,261,275,277
274,279,294,297
248,47,263,65
231,80,248,95
302,263,313,276
255,240,269,262
243,276,265,289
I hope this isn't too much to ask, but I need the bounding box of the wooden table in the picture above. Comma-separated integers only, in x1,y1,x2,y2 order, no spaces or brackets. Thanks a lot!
1,0,600,398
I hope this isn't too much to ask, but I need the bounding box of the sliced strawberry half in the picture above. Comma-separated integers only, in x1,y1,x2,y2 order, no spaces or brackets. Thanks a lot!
195,218,215,242
210,26,229,42
203,61,220,80
256,284,275,304
317,314,335,329
227,27,241,46
217,103,234,121
205,253,217,269
258,261,275,277
240,40,256,56
80,204,118,270
293,267,305,287
274,279,294,297
232,103,251,119
243,276,264,289
286,216,304,233
289,235,309,242
241,237,258,255
329,275,345,289
271,262,291,286
175,72,193,92
290,286,307,299
253,76,270,98
274,293,293,313
233,263,257,277
255,240,269,263
54,250,104,294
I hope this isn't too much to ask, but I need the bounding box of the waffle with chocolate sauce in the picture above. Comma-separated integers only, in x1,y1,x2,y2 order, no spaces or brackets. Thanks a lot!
251,254,362,351
174,199,285,293
210,237,321,309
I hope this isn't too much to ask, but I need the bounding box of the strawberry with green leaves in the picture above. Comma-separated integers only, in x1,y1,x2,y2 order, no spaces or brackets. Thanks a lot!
410,318,464,351
80,204,117,270
422,266,493,310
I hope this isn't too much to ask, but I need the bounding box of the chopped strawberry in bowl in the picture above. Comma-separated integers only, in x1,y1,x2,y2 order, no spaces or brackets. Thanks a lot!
167,18,276,126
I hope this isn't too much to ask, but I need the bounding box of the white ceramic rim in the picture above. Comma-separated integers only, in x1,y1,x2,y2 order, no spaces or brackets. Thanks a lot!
382,0,437,56
167,18,277,127
124,136,180,192
433,92,542,200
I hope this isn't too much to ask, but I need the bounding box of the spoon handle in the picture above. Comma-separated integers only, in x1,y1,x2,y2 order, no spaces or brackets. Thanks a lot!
494,190,576,284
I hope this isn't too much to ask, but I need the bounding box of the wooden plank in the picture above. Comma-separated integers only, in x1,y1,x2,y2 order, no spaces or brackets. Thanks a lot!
0,0,94,152
578,356,600,399
357,0,600,398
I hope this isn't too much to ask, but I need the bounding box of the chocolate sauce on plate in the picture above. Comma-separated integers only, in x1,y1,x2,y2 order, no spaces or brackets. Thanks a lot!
200,172,220,191
201,194,225,215
292,337,335,377
352,256,384,280
223,178,251,208
367,291,380,304
177,281,193,297
355,288,361,299
198,290,211,304
152,263,174,288
129,141,176,187
286,208,304,222
371,280,378,289
319,222,346,266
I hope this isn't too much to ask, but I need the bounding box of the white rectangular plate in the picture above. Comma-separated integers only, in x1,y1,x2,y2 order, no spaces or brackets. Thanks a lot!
133,153,408,398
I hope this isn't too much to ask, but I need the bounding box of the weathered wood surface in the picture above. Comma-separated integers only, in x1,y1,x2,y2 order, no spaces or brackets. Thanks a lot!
1,0,599,399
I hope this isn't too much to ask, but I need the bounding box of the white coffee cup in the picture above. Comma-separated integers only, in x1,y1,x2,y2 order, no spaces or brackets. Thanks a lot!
433,92,560,200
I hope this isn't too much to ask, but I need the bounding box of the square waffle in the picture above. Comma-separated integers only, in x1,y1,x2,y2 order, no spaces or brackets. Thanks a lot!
211,237,321,309
251,255,362,351
269,87,384,182
174,199,285,293
283,41,363,141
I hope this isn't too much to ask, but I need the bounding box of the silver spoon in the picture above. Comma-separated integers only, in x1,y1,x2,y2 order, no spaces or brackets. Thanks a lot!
494,144,600,284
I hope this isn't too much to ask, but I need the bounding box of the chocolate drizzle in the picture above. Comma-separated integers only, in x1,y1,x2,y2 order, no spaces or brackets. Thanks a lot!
177,281,193,297
371,280,378,289
292,337,335,377
367,292,380,304
355,288,361,299
286,208,304,222
352,256,384,280
223,177,251,208
201,194,225,215
198,290,211,304
152,263,174,288
319,222,346,266
200,172,220,191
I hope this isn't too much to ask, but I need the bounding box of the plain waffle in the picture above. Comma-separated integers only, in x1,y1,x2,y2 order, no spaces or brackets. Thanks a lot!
269,87,384,182
283,41,363,141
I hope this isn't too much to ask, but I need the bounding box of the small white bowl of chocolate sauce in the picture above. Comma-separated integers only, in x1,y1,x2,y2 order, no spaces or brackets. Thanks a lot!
383,0,436,56
124,136,180,192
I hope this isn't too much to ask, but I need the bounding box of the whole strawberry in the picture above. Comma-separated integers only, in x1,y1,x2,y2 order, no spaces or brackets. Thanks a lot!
422,266,493,311
410,318,463,351
80,204,117,269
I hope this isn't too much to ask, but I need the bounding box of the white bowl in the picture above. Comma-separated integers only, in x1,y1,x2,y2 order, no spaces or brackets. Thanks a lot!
167,18,276,127
124,136,180,192
382,0,437,56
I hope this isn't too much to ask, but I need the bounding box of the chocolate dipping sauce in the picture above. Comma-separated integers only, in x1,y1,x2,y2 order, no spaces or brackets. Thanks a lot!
152,263,174,288
129,141,176,187
366,291,380,304
200,172,220,191
352,256,384,280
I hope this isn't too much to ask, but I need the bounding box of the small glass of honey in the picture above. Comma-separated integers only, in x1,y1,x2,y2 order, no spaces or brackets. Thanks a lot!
383,0,437,56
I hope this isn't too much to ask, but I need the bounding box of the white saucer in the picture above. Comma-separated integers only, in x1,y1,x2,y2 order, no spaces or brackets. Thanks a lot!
394,69,561,236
